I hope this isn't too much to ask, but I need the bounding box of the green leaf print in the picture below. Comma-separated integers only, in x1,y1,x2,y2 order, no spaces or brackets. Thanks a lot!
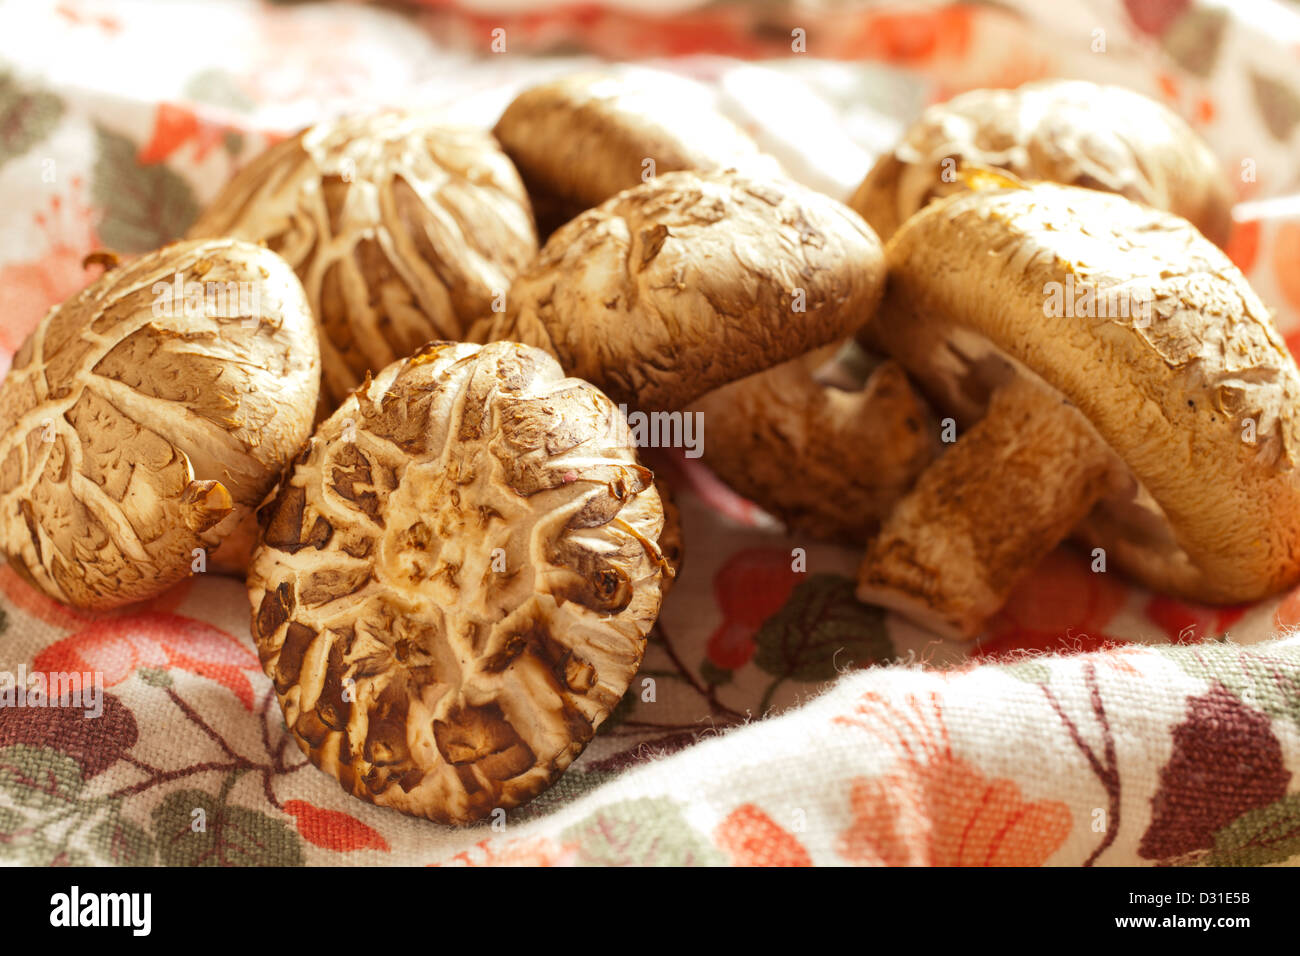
92,125,199,252
0,745,84,809
1250,71,1300,141
1204,793,1300,867
560,797,726,866
0,72,63,167
1162,7,1227,79
1158,640,1300,730
753,573,893,711
151,789,304,866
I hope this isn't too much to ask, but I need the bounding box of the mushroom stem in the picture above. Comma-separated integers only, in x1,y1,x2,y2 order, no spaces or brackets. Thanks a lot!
856,376,1115,640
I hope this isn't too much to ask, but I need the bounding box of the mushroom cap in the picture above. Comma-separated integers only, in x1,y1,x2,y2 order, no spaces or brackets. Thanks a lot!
871,181,1300,603
0,238,319,609
476,170,886,411
690,347,936,543
493,71,781,219
187,113,538,408
247,340,668,824
850,80,1233,246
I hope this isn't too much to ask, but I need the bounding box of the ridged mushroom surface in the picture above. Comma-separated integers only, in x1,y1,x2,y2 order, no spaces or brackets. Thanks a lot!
188,113,538,407
850,80,1233,246
476,170,885,411
247,341,669,824
0,238,319,609
866,182,1300,612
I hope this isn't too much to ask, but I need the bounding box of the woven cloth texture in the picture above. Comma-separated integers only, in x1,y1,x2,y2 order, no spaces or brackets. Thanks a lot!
0,0,1299,865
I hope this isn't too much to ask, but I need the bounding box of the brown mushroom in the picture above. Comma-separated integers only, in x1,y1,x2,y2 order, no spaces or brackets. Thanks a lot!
653,475,684,593
187,113,538,409
857,181,1300,639
0,239,319,609
247,340,670,824
494,71,781,234
849,80,1233,246
475,170,886,412
493,74,925,533
689,345,938,543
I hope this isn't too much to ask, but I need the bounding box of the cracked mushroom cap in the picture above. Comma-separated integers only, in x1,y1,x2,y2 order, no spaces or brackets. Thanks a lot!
247,340,669,824
870,181,1300,604
494,70,782,231
850,80,1233,246
475,170,886,411
0,238,319,609
690,346,937,544
187,113,538,409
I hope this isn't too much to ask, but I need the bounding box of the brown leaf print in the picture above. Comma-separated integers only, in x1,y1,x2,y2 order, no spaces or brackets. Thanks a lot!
0,691,136,779
1139,682,1290,862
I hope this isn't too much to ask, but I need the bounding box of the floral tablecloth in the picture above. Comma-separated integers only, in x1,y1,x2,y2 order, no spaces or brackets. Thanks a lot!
2,0,1300,866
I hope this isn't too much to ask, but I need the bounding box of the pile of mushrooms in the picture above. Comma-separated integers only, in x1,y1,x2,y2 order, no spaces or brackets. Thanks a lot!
4,71,1299,824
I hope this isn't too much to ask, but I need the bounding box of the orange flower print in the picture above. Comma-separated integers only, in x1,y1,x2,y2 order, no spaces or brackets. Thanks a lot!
0,182,102,374
435,837,577,867
1274,222,1300,315
1144,595,1246,644
972,548,1128,660
1224,219,1260,275
0,563,192,631
34,613,261,709
844,5,973,66
138,102,231,166
283,801,390,853
706,548,801,670
834,692,1072,866
715,804,812,867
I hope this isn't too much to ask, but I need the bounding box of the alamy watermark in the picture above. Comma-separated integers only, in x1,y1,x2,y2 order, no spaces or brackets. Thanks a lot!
607,405,704,458
50,886,150,936
0,665,103,718
151,272,260,322
1043,275,1154,326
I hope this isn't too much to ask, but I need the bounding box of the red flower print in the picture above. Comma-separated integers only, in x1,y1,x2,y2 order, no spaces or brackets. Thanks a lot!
1225,219,1261,274
1123,0,1192,36
844,5,974,66
835,692,1072,866
435,837,577,867
1144,595,1246,644
972,548,1128,659
34,613,261,709
1273,583,1300,633
284,801,390,853
0,183,101,373
138,103,233,165
54,1,121,33
1157,71,1181,102
706,548,801,670
0,564,192,631
715,804,811,866
1274,222,1300,315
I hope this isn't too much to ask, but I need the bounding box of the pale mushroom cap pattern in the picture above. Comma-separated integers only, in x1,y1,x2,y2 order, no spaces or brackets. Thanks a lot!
247,341,668,824
188,113,538,408
851,80,1233,246
873,182,1300,603
478,170,887,411
0,238,319,609
494,71,782,219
